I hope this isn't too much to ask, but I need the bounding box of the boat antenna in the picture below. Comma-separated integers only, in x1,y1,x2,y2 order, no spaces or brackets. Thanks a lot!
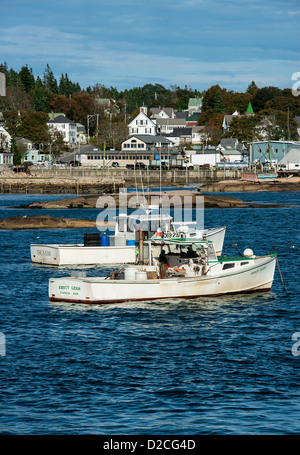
226,228,243,256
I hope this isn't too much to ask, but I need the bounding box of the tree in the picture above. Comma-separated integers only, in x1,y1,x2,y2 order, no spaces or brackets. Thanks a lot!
17,111,50,143
2,87,34,111
66,91,95,125
257,109,298,140
19,65,35,93
46,129,70,159
202,85,222,112
10,137,23,165
225,115,259,142
94,118,128,150
49,95,72,114
3,111,20,137
43,64,58,93
252,86,282,113
58,73,81,98
246,81,259,98
213,89,225,114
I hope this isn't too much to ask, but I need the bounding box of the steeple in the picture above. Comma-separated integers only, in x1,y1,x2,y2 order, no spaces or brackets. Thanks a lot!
246,102,254,115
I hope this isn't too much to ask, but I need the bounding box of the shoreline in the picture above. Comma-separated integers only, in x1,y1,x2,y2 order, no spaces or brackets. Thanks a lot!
197,177,300,193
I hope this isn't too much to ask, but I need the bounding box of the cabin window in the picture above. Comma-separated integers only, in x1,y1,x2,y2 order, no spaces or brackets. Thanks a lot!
222,263,235,270
240,262,249,266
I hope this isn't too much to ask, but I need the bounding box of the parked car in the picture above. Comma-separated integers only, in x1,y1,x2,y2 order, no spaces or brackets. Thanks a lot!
70,160,81,167
111,162,119,168
126,162,147,170
53,161,67,167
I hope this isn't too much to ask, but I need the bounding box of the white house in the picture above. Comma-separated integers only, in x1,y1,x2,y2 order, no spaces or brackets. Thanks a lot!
222,110,239,133
156,118,186,135
278,148,300,170
122,134,171,151
150,107,174,119
0,126,13,164
216,138,246,162
128,107,157,136
47,114,77,145
0,126,11,151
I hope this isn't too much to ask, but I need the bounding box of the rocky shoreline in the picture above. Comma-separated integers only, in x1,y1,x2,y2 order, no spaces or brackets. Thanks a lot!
197,177,300,192
0,214,114,230
0,175,124,194
14,191,287,210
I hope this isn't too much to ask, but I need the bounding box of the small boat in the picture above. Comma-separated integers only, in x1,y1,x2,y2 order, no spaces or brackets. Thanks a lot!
31,207,226,266
49,239,277,304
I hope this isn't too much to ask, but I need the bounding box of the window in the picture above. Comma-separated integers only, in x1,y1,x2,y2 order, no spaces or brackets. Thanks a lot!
240,262,249,266
222,263,235,270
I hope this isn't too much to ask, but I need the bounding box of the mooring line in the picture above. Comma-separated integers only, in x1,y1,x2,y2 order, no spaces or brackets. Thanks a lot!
276,256,285,291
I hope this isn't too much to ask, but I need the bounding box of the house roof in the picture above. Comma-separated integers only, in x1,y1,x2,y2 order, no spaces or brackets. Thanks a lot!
186,114,201,122
218,138,238,150
165,127,192,137
279,147,300,164
47,115,75,124
15,137,32,144
174,111,188,119
48,112,65,120
156,118,186,126
294,116,300,126
150,107,174,118
126,134,171,144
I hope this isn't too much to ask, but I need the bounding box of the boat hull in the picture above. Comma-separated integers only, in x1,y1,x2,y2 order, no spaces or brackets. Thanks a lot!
49,255,276,304
31,244,136,266
32,227,226,266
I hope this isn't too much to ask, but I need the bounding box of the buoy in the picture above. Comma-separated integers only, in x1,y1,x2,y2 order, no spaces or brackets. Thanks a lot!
156,228,162,238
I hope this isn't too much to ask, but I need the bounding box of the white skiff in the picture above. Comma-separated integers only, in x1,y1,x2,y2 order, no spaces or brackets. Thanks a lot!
31,209,226,265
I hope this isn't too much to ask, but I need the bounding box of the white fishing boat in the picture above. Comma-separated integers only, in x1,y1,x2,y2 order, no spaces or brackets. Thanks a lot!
49,238,277,304
31,208,226,266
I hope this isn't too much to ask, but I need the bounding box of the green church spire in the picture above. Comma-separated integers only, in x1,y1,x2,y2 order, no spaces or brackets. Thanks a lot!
246,102,254,115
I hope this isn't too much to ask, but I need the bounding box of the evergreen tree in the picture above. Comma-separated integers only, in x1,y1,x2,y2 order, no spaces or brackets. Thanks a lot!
43,64,58,93
11,137,23,165
19,65,35,93
213,89,225,114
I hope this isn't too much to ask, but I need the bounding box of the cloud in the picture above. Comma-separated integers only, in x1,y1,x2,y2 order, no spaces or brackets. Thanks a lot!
287,9,300,15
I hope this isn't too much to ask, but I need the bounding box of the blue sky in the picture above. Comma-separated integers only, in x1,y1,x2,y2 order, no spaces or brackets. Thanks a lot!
1,0,299,92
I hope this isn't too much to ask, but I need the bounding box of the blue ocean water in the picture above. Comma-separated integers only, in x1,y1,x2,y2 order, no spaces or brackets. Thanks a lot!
0,190,299,435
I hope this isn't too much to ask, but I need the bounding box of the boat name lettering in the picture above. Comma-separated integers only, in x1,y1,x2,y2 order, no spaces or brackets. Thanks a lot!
37,250,51,256
59,285,69,290
71,286,81,291
251,266,266,275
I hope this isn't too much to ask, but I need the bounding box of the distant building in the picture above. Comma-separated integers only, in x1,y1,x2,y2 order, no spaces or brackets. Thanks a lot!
128,107,157,136
278,148,300,171
0,73,6,97
188,97,203,115
249,140,300,165
150,107,174,119
0,126,11,150
47,114,77,145
216,138,247,162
